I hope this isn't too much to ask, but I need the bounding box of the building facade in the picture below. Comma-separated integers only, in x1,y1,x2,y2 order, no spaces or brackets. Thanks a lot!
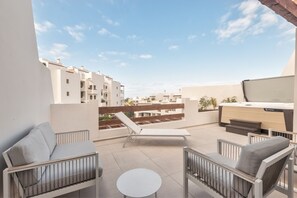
40,59,124,106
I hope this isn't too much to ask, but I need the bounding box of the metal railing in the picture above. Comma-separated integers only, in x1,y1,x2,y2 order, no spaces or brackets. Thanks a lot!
99,103,185,129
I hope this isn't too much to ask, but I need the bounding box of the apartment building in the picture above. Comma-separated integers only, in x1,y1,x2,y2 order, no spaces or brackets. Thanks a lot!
40,59,124,106
133,93,183,118
103,76,124,106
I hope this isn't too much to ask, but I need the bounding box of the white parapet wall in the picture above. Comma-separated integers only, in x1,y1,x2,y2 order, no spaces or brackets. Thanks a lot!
51,102,98,140
97,98,219,140
182,84,244,103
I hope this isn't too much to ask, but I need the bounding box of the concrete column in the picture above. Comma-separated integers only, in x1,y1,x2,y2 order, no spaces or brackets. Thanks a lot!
293,28,297,134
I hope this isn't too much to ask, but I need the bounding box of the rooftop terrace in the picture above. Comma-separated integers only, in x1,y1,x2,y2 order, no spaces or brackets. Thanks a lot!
58,124,295,198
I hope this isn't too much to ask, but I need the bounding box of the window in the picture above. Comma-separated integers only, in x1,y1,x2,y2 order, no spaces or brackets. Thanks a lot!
116,94,118,97
66,79,69,84
94,95,96,100
90,95,93,100
94,85,97,90
66,92,70,96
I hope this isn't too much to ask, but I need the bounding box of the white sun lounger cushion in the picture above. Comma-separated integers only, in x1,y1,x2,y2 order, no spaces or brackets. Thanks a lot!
140,129,190,136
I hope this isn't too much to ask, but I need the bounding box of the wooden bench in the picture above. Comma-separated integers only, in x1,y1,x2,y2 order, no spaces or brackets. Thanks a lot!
226,119,261,136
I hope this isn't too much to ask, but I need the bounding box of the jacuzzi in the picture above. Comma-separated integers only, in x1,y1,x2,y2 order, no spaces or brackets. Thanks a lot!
219,102,293,132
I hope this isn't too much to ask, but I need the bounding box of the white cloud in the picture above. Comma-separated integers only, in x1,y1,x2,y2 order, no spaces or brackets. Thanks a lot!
119,62,128,67
216,15,254,39
248,10,278,35
102,15,120,26
168,45,179,50
127,34,138,40
238,0,260,15
34,21,54,34
215,0,279,41
98,28,120,38
49,43,70,59
127,34,145,44
220,12,231,23
276,19,295,45
64,25,85,42
98,53,108,61
139,54,153,59
187,35,197,42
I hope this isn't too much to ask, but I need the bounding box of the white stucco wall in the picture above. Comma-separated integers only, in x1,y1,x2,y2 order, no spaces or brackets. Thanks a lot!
90,72,104,106
111,81,122,106
60,70,80,104
0,0,53,195
282,50,295,76
51,103,98,141
181,84,244,104
50,69,62,103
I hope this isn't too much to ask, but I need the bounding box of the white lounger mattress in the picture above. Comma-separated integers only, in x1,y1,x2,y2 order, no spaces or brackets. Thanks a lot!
140,129,190,136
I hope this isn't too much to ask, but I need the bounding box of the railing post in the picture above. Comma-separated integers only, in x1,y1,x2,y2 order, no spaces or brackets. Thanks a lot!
95,153,100,198
268,128,272,137
217,140,222,154
3,168,10,198
288,157,294,198
248,133,252,144
183,147,188,198
254,179,263,198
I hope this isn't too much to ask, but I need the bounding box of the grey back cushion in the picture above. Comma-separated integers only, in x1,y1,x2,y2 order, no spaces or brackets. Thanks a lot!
233,136,289,197
37,122,56,154
7,127,51,187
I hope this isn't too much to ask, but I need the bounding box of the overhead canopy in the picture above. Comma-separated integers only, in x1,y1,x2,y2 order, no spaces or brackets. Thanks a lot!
259,0,297,26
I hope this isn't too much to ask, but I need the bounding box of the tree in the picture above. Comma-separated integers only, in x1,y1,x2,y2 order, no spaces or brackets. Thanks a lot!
222,96,237,103
210,97,217,109
199,96,211,111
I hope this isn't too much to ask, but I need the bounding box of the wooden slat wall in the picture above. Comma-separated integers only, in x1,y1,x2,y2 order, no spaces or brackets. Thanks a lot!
98,104,185,129
99,103,184,114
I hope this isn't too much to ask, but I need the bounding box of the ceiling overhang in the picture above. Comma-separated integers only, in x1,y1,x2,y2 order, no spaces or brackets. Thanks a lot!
259,0,297,26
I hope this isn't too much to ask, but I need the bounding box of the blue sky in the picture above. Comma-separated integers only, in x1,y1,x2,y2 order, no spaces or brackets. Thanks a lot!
32,0,295,97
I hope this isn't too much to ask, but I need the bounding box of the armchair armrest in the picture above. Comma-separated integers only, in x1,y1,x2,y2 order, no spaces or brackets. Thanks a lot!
217,139,243,161
184,147,256,198
4,152,99,197
6,152,98,173
56,129,90,144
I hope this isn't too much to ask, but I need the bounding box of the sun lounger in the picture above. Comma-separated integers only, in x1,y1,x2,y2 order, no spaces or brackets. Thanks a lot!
115,112,190,147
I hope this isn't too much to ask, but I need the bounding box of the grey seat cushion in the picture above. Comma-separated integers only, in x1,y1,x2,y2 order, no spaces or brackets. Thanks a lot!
7,128,51,187
207,153,237,168
233,136,289,197
51,141,103,177
37,122,56,154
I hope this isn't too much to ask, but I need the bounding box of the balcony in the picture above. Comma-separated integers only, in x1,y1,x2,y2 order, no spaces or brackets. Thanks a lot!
88,89,97,95
45,99,297,198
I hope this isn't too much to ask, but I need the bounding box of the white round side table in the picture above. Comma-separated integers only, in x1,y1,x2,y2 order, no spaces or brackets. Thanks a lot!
116,168,162,198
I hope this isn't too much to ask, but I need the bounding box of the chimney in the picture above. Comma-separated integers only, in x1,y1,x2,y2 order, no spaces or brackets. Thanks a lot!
56,58,61,64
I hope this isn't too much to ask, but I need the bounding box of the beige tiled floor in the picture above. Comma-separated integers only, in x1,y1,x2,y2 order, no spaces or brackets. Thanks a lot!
60,124,296,198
